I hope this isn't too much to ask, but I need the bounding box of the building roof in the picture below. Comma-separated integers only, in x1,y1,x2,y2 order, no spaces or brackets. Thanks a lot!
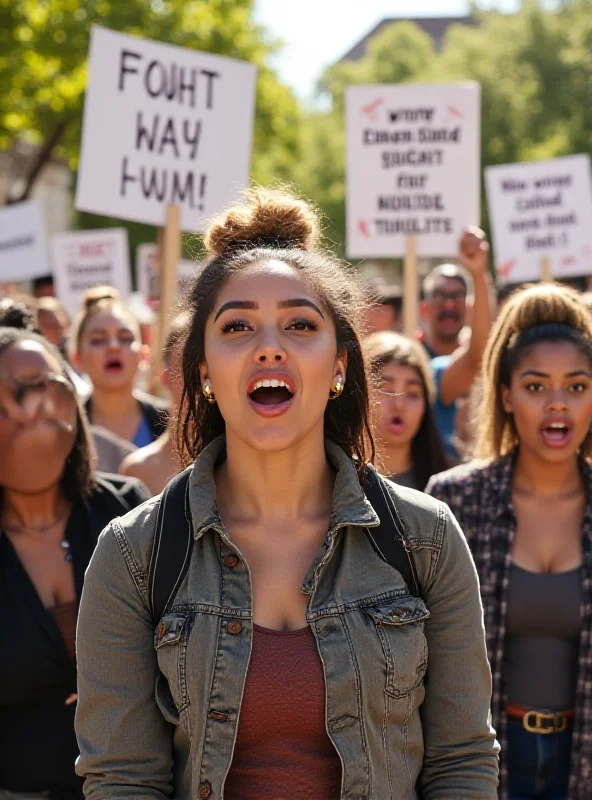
338,16,476,62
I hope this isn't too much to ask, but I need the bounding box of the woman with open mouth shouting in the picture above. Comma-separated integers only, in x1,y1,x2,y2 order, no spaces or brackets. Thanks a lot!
428,284,592,799
364,331,450,491
75,188,498,800
70,286,168,448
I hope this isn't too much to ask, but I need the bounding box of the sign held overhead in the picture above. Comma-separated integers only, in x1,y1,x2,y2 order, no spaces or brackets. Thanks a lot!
51,228,131,315
0,201,50,283
485,154,592,284
76,26,257,233
346,83,480,258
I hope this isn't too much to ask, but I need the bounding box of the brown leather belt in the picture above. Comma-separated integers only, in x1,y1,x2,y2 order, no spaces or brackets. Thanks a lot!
506,703,575,734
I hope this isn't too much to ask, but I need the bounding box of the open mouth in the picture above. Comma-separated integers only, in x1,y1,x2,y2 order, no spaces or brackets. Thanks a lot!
540,421,573,448
438,312,460,323
247,375,295,418
387,415,405,434
105,357,124,373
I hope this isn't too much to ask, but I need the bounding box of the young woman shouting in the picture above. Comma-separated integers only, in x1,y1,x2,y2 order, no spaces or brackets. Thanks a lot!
71,287,168,447
75,189,498,799
364,331,449,490
428,284,592,799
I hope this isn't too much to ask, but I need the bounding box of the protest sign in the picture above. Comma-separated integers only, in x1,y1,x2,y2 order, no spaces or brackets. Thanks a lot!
346,83,480,259
136,243,199,306
51,228,131,315
0,201,50,283
485,154,592,284
75,26,257,233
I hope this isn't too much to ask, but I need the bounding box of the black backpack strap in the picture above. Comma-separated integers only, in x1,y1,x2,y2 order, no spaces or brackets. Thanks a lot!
364,465,421,598
148,467,194,623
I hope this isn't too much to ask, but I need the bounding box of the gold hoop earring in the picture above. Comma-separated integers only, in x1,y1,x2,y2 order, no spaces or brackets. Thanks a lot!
202,384,216,404
330,377,344,400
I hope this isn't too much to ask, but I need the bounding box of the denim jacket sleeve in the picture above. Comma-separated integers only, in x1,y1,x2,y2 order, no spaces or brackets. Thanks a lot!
75,521,174,799
418,502,499,799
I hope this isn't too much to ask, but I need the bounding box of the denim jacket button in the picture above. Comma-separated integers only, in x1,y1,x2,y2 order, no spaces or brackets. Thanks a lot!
224,554,239,569
198,782,212,798
227,621,243,635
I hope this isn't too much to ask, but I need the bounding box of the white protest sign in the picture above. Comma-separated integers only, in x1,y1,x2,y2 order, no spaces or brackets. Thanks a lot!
485,155,592,284
0,201,50,283
51,228,131,315
136,243,201,308
76,26,257,233
346,83,480,259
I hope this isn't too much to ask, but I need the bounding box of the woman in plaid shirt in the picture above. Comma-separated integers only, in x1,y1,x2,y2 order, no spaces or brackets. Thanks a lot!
428,283,592,800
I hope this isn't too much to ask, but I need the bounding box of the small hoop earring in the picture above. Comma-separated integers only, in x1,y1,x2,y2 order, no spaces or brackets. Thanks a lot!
330,377,344,400
202,384,216,404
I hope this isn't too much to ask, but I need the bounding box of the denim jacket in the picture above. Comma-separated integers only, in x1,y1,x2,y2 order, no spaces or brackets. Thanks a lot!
75,437,499,799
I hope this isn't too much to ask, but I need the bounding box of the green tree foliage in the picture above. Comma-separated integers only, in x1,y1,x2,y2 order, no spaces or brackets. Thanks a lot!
0,0,300,255
295,0,592,256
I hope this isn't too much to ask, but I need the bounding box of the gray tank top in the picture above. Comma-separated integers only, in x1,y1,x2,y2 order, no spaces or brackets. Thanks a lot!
503,564,581,710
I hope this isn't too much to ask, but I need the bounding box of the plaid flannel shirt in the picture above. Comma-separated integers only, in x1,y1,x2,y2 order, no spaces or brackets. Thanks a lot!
427,452,592,800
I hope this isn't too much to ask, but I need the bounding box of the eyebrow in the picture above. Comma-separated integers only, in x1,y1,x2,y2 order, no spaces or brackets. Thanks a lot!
520,369,592,378
214,298,325,322
88,326,134,334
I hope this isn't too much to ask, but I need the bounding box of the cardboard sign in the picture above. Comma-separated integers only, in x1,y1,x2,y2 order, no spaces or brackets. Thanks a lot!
76,26,257,233
485,154,592,284
346,83,480,258
51,228,131,315
0,201,50,282
136,243,201,307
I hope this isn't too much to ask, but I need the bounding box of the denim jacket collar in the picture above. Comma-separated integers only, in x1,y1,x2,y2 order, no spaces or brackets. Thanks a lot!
187,435,380,540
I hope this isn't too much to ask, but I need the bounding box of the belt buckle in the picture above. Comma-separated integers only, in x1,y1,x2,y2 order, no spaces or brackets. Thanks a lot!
523,710,567,734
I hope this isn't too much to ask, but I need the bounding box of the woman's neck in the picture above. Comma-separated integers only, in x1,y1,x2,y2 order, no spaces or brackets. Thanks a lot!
90,387,138,422
513,447,583,498
1,483,68,529
376,442,412,478
217,428,335,525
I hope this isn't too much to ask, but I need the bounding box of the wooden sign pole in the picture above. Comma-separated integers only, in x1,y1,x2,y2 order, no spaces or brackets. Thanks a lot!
159,204,181,355
148,206,180,395
541,255,553,283
403,234,418,338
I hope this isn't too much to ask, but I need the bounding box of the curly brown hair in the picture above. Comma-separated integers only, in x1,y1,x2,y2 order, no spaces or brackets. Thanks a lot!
178,187,375,476
475,283,592,460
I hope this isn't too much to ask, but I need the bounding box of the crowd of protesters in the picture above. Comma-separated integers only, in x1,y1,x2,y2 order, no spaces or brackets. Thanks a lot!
1,187,591,800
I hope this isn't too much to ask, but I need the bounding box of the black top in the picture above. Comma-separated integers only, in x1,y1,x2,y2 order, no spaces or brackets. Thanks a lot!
85,389,169,444
0,475,149,797
504,563,582,710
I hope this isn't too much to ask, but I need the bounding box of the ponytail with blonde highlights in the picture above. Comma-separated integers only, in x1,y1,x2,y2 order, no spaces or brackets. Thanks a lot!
475,283,592,460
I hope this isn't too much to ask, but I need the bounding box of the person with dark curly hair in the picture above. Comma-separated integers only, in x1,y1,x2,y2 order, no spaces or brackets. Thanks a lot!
0,328,148,800
75,189,498,800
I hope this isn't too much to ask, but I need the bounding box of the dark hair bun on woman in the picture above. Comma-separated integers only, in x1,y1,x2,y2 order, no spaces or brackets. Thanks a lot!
203,187,321,258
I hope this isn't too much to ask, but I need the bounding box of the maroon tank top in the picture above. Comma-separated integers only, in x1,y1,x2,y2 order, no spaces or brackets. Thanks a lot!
224,624,342,800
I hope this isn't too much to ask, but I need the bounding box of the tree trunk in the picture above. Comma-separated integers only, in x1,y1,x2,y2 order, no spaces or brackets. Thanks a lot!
6,119,69,205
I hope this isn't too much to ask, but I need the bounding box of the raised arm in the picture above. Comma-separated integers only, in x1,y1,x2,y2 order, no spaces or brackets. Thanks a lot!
75,523,174,799
438,229,493,406
418,504,499,799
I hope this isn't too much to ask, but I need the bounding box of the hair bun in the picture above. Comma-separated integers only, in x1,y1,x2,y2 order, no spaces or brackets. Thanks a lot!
204,187,321,259
82,285,121,310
